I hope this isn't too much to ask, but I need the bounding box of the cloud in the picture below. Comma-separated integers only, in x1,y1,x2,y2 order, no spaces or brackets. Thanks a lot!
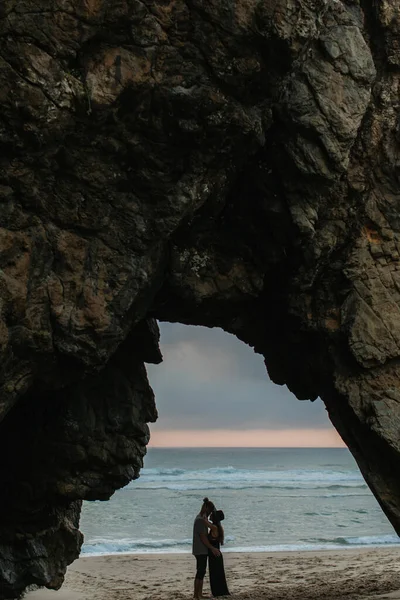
146,323,335,433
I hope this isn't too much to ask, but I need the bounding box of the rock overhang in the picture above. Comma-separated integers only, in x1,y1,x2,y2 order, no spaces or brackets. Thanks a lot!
1,0,400,597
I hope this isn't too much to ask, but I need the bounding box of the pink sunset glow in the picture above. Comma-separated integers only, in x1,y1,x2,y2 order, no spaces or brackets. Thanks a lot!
148,428,346,448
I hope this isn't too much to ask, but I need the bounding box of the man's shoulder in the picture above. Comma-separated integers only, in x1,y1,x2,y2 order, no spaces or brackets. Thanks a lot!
194,514,206,527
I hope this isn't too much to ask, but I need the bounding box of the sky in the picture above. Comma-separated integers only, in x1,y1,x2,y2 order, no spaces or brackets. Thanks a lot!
146,323,345,448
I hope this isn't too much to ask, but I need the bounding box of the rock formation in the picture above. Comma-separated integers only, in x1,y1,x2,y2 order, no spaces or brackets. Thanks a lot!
0,0,400,596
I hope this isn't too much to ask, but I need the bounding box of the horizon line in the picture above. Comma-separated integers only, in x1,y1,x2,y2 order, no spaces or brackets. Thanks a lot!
148,427,345,448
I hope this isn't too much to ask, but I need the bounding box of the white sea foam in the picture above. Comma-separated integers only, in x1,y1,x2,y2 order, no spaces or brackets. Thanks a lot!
126,483,368,492
82,535,235,556
224,534,400,552
313,534,400,546
82,537,192,556
129,466,366,492
81,534,400,557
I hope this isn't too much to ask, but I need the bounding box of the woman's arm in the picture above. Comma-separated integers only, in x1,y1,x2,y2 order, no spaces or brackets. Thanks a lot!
200,533,221,556
202,517,218,535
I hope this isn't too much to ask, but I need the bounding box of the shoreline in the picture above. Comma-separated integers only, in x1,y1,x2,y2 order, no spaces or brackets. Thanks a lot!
26,546,400,600
80,543,400,558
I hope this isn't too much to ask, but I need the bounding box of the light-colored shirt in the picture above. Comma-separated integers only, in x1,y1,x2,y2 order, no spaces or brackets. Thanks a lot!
192,514,208,555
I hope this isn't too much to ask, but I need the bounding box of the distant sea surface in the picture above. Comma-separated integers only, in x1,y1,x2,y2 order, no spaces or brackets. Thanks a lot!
80,447,399,556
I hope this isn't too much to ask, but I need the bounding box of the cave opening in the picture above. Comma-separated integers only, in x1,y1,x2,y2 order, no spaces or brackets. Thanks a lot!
78,323,397,560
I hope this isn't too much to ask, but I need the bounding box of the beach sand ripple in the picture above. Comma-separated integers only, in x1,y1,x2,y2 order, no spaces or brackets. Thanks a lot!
26,548,400,600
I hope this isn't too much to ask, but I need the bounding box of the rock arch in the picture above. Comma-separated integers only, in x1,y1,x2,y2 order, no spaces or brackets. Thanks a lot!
1,0,400,596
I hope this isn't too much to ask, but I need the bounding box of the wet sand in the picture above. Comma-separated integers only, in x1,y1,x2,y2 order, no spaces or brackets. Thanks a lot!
26,547,400,600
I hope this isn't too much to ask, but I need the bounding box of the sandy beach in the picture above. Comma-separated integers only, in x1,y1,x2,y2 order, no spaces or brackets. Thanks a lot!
26,548,400,600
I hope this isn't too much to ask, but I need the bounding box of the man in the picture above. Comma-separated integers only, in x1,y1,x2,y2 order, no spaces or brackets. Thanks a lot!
192,497,221,599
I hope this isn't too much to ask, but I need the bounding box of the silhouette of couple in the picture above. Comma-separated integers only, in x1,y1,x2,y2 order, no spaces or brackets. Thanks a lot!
192,497,230,599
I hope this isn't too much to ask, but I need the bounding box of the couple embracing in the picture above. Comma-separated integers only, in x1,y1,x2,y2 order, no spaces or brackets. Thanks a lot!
192,497,230,599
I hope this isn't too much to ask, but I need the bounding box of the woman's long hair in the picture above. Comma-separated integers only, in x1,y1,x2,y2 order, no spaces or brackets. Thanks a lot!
211,509,225,545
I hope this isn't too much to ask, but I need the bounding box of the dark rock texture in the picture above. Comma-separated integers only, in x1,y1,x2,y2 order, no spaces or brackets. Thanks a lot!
0,0,400,596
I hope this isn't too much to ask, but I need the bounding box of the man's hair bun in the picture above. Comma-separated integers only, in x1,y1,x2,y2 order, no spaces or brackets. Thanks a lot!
203,497,209,503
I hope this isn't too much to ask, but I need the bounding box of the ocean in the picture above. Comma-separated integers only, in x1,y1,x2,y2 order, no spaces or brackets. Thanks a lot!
80,447,400,556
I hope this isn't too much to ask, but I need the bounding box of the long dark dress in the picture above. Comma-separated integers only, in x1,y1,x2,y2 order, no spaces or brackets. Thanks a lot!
208,535,230,597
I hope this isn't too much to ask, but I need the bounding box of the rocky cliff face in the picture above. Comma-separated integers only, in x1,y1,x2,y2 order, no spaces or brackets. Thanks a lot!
1,0,400,596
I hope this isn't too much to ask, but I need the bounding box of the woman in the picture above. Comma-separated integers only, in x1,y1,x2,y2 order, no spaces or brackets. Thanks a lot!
207,509,230,597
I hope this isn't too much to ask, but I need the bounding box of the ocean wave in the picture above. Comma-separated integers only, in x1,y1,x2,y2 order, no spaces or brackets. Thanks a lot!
305,534,400,547
81,534,400,557
82,537,192,555
225,535,400,552
141,467,236,477
140,468,186,476
321,493,369,498
127,482,368,492
130,467,365,492
324,484,367,490
82,535,235,556
138,467,362,481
